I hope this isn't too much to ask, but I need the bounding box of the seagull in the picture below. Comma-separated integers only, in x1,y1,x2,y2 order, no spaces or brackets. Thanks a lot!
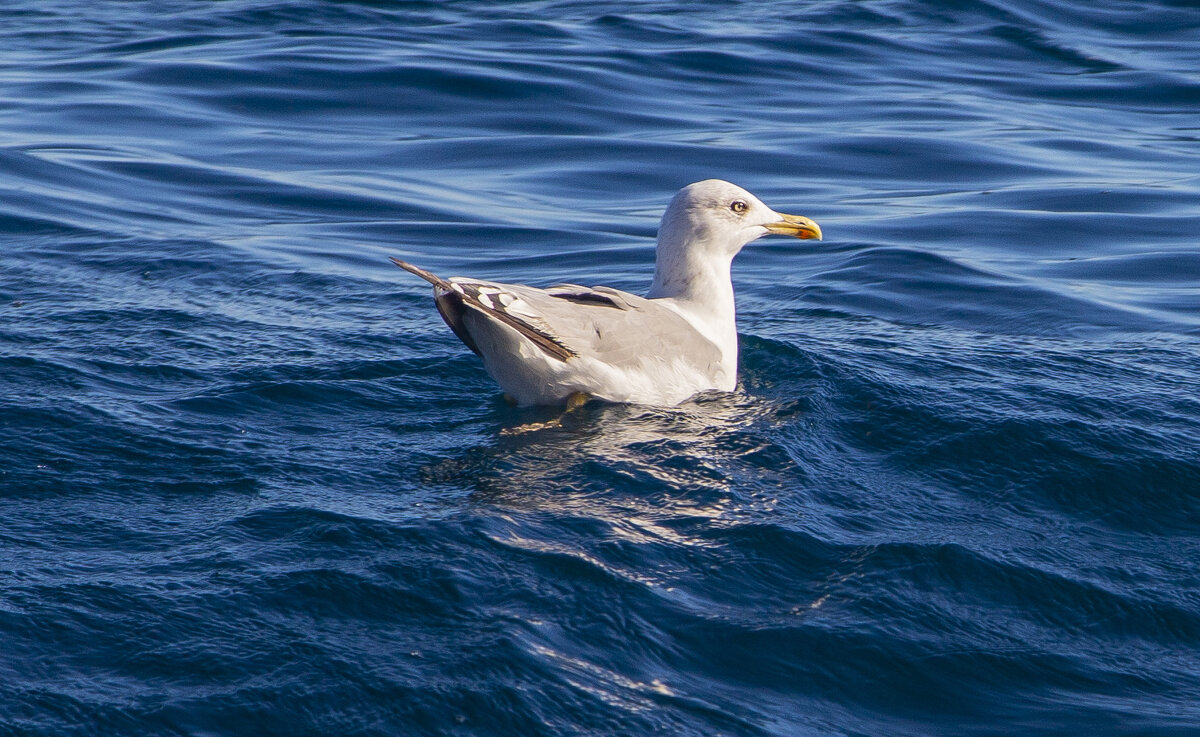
391,179,821,406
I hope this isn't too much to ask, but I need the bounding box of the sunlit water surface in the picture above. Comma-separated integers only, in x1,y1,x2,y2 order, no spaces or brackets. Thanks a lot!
2,2,1199,735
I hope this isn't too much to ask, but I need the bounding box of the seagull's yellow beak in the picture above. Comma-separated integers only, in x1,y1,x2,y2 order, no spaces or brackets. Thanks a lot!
764,213,822,240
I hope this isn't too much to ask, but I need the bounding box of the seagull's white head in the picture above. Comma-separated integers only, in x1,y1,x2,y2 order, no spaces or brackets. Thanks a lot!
657,179,822,259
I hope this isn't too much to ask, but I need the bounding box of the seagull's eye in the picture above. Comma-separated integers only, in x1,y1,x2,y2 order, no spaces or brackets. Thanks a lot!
730,200,748,214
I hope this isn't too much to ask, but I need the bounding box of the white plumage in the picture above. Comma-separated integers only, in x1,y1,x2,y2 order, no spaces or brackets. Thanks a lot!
392,179,822,406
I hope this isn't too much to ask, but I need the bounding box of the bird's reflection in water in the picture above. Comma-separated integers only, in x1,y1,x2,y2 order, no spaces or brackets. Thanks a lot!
421,390,801,548
418,387,845,692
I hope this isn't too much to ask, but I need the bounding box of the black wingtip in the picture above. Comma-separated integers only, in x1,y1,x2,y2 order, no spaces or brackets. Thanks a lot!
389,257,578,363
389,257,453,290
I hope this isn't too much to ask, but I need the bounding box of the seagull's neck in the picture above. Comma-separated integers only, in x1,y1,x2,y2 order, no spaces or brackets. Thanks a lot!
647,243,739,370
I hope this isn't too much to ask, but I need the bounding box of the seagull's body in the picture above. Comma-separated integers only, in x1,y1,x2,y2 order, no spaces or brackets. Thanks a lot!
392,179,821,406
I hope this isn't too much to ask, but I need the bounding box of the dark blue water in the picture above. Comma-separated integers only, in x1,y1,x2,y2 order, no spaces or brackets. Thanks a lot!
3,1,1199,735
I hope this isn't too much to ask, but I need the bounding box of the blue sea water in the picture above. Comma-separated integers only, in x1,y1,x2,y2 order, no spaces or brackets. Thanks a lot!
2,0,1200,734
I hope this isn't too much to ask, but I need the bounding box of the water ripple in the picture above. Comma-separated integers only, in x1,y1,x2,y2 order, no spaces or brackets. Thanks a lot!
2,1,1199,735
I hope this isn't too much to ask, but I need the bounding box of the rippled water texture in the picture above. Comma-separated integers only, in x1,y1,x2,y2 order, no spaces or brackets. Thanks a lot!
2,1,1199,735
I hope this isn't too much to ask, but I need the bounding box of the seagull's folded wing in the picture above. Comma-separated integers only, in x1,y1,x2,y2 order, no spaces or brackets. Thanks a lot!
448,279,723,373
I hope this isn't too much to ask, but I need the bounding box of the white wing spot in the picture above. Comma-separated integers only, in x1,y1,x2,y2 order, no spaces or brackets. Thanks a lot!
506,299,538,317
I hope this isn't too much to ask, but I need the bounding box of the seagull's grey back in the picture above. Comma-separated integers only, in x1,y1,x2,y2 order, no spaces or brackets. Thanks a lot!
456,279,725,376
